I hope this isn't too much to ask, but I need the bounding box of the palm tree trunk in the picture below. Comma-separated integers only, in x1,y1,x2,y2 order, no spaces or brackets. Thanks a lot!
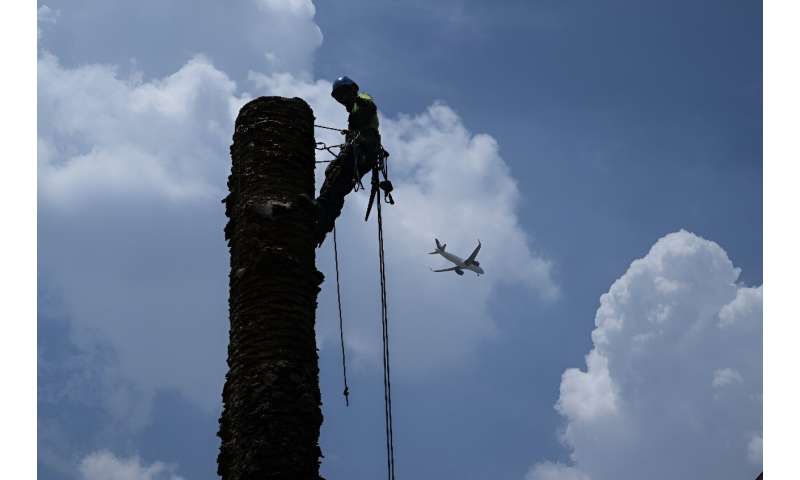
218,96,324,480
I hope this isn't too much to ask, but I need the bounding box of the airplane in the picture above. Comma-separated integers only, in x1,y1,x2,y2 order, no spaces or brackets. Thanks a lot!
428,238,484,276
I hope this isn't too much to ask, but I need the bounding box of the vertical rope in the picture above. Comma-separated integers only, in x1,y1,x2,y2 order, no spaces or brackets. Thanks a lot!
333,226,350,406
376,197,396,480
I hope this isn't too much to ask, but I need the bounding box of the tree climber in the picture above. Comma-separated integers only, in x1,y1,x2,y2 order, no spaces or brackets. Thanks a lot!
314,76,382,247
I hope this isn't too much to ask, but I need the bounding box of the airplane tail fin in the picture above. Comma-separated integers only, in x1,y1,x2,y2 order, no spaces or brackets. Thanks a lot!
428,238,446,254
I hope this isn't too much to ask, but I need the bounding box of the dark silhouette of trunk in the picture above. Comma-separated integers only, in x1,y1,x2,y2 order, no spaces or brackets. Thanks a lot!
218,96,324,480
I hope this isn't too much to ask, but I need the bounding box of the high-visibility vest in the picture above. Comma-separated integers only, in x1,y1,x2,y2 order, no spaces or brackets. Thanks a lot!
348,92,380,141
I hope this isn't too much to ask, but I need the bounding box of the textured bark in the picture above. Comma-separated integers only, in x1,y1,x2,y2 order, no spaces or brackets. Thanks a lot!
218,96,324,480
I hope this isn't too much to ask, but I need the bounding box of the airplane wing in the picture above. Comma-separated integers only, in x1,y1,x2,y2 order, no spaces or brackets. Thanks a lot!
430,266,459,273
465,240,481,264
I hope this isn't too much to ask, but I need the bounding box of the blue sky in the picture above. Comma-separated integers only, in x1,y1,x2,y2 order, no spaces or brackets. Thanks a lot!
37,1,762,479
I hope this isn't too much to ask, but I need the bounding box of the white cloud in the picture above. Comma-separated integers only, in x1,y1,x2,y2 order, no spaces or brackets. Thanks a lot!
79,451,184,480
37,1,321,79
248,0,323,75
38,52,246,209
38,5,60,24
528,230,762,480
556,350,617,422
719,285,763,328
526,463,591,480
255,0,316,17
712,368,744,388
747,434,762,465
37,4,60,39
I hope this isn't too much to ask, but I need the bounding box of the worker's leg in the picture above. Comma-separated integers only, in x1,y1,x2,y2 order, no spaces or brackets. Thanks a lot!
315,147,356,244
314,141,380,246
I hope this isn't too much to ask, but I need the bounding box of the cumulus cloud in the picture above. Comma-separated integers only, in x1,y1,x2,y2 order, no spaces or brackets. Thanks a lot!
38,53,243,208
556,350,617,422
248,0,322,74
528,230,762,480
79,451,184,480
39,53,245,208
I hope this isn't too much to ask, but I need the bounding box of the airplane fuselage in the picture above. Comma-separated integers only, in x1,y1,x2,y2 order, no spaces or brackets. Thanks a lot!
435,251,485,275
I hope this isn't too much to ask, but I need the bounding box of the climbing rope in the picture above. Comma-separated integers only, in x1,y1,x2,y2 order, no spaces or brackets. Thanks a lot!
333,226,350,406
314,123,346,133
318,119,397,477
314,124,348,163
376,196,396,480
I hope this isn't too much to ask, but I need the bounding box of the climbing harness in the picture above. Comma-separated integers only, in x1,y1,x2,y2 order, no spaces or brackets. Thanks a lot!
350,133,365,192
314,123,348,163
315,141,346,162
364,147,394,221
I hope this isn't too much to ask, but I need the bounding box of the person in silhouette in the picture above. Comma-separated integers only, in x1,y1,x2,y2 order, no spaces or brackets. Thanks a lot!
314,76,382,247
